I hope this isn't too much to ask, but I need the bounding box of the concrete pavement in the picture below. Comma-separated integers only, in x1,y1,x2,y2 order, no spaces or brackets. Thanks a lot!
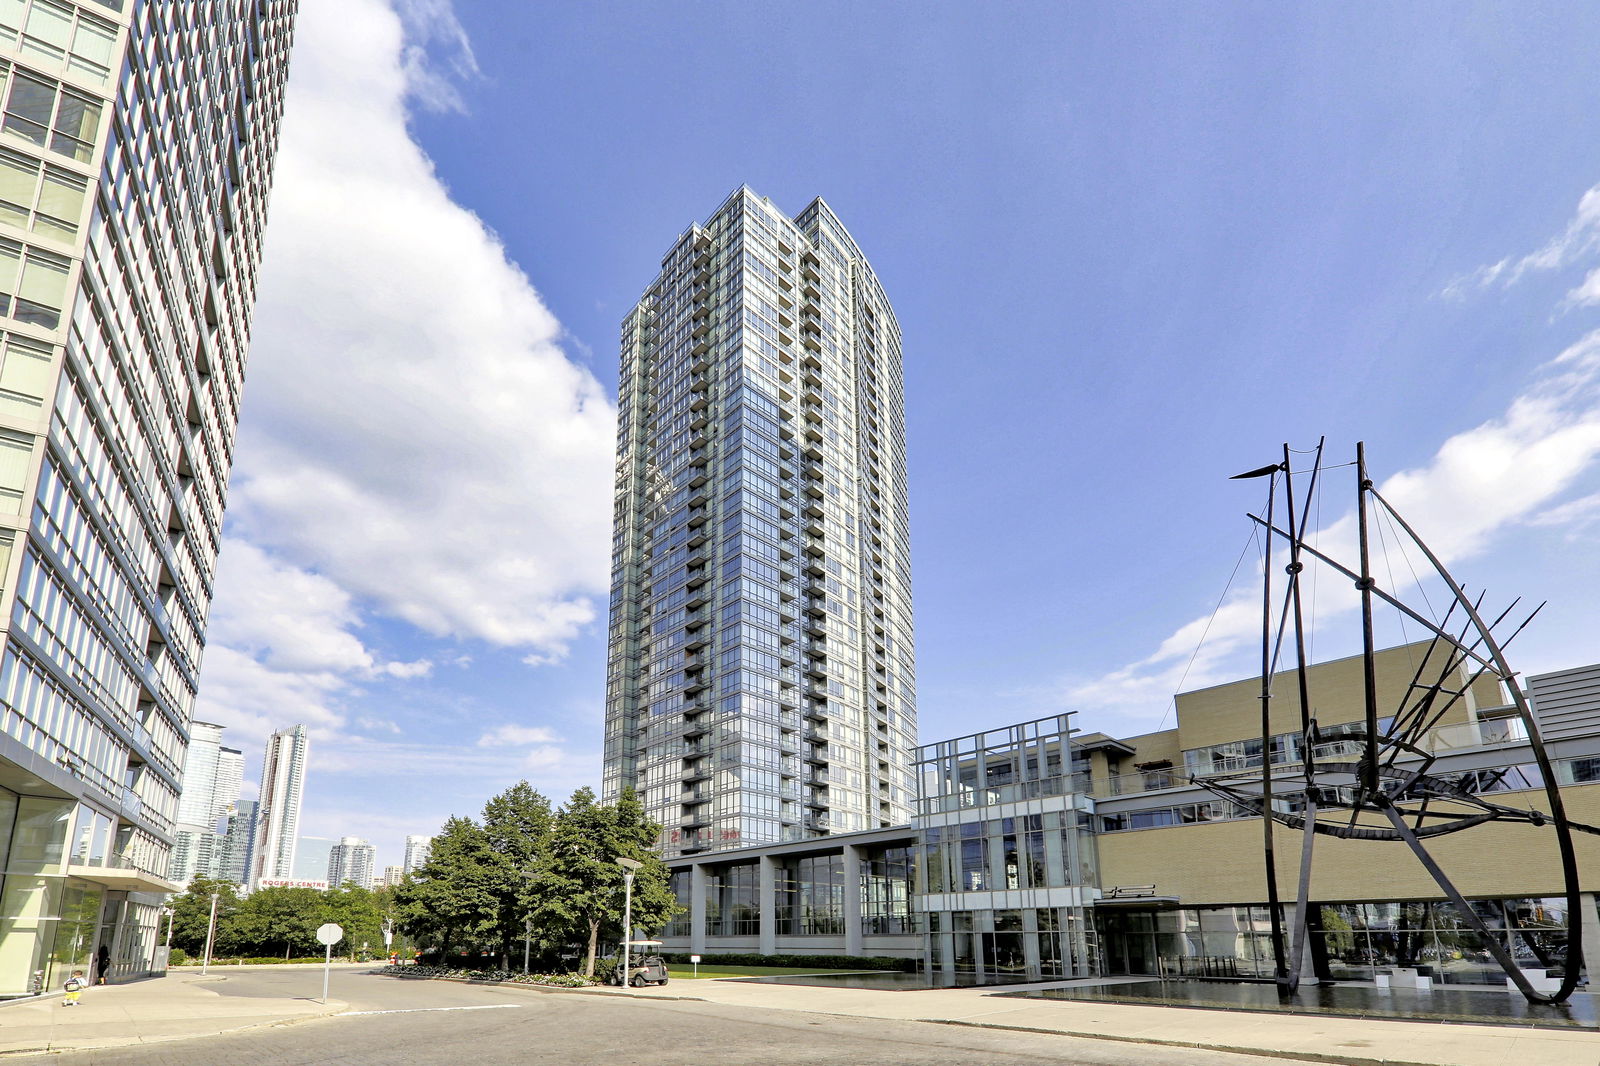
0,967,349,1055
5,964,1600,1065
629,975,1600,1066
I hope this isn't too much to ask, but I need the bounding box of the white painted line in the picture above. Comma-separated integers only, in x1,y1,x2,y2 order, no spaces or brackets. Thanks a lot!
341,1004,524,1017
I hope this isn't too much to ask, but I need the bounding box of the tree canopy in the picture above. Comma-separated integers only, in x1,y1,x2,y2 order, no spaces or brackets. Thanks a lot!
166,783,675,973
393,782,675,972
166,880,391,958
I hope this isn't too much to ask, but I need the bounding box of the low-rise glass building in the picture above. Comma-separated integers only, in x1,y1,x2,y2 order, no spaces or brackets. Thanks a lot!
661,646,1600,988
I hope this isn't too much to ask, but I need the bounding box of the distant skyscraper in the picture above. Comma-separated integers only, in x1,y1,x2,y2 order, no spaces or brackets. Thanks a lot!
251,725,310,885
215,800,257,886
290,834,332,883
603,188,917,857
168,723,245,885
402,834,431,873
382,864,404,888
327,837,375,889
0,0,297,991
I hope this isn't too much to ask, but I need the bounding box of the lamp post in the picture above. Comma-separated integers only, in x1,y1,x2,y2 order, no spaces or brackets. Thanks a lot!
615,857,642,986
200,892,219,975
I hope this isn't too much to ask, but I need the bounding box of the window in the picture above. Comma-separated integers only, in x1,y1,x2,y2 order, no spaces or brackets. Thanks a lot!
0,0,122,86
0,329,51,416
0,146,86,239
0,428,30,507
1,67,101,163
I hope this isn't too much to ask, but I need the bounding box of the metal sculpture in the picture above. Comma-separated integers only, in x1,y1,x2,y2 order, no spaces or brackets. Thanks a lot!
1202,440,1592,1004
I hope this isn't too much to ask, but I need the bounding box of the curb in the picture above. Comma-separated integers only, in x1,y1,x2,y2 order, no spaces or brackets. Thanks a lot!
0,997,350,1058
921,1018,1432,1066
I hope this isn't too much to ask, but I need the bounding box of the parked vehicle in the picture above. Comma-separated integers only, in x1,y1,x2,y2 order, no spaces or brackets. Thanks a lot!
610,954,669,987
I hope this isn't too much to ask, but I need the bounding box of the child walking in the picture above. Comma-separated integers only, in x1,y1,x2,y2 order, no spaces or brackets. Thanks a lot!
63,970,86,1006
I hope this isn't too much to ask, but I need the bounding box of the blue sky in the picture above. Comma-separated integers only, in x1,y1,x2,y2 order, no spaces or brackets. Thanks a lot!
193,1,1600,868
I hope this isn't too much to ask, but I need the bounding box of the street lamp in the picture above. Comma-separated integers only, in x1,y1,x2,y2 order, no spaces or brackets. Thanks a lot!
615,857,642,987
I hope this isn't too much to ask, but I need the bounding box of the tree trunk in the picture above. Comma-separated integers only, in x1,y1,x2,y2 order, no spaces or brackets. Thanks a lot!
583,919,600,977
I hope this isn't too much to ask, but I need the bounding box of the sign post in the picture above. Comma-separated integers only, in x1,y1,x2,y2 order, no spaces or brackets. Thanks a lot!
316,923,343,1004
690,954,700,978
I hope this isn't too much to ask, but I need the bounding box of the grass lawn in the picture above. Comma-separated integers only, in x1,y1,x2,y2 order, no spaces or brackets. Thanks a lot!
666,964,858,980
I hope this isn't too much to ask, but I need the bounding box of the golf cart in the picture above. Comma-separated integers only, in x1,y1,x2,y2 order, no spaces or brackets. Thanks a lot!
610,939,669,986
612,953,669,986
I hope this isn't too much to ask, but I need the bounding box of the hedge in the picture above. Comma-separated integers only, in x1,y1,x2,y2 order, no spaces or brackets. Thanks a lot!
658,952,917,972
383,964,595,987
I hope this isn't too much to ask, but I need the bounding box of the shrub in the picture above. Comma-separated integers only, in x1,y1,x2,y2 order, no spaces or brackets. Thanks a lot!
380,964,596,988
657,952,917,972
167,948,189,966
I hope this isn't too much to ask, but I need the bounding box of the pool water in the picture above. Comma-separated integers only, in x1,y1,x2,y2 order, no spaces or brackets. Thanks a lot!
1001,978,1600,1029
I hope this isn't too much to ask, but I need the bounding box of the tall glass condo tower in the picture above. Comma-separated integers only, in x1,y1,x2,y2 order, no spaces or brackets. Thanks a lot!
604,188,917,858
0,0,296,993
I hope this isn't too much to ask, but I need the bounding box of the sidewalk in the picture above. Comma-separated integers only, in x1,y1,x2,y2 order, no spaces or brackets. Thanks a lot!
0,969,346,1055
633,977,1600,1066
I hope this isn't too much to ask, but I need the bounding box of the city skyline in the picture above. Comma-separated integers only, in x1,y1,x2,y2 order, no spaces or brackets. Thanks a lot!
188,1,1600,866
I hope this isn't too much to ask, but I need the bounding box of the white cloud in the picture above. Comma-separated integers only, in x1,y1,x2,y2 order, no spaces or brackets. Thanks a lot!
477,724,561,747
1567,266,1600,308
1529,491,1600,530
207,542,425,679
393,0,479,113
1063,328,1600,726
194,0,613,777
230,0,616,659
1444,181,1600,298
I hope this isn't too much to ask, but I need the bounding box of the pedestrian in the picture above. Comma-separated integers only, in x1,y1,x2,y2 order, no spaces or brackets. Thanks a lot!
95,944,110,985
63,970,86,1006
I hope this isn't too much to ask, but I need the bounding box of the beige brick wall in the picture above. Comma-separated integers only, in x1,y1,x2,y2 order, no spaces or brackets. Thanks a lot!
1098,782,1600,904
1174,641,1497,752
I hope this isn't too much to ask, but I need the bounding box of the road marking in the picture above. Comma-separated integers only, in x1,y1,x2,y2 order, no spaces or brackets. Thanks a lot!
341,1004,524,1016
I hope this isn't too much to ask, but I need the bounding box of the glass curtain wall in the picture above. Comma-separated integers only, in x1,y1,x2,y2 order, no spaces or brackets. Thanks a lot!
915,715,1097,982
1313,898,1574,985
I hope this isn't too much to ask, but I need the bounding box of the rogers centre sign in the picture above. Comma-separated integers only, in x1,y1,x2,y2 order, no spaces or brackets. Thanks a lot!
256,878,329,890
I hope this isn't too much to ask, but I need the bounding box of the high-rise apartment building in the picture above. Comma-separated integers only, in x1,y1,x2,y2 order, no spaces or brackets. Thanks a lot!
402,833,431,874
0,1,295,993
167,722,242,885
214,799,255,886
251,724,309,885
326,836,374,889
604,188,917,858
382,864,404,888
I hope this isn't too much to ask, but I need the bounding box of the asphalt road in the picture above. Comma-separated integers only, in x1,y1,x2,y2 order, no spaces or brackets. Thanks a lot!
50,969,1317,1065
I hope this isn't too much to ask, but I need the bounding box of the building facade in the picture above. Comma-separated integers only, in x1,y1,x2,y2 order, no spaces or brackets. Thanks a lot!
662,714,1097,984
251,724,308,885
213,798,254,886
605,187,917,859
663,647,1600,988
166,722,241,885
0,0,296,995
401,833,430,874
326,836,374,890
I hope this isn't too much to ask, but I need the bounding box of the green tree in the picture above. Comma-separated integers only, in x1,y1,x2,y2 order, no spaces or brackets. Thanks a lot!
481,781,554,966
222,887,323,957
537,786,675,977
167,878,242,955
392,816,501,957
321,884,385,956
